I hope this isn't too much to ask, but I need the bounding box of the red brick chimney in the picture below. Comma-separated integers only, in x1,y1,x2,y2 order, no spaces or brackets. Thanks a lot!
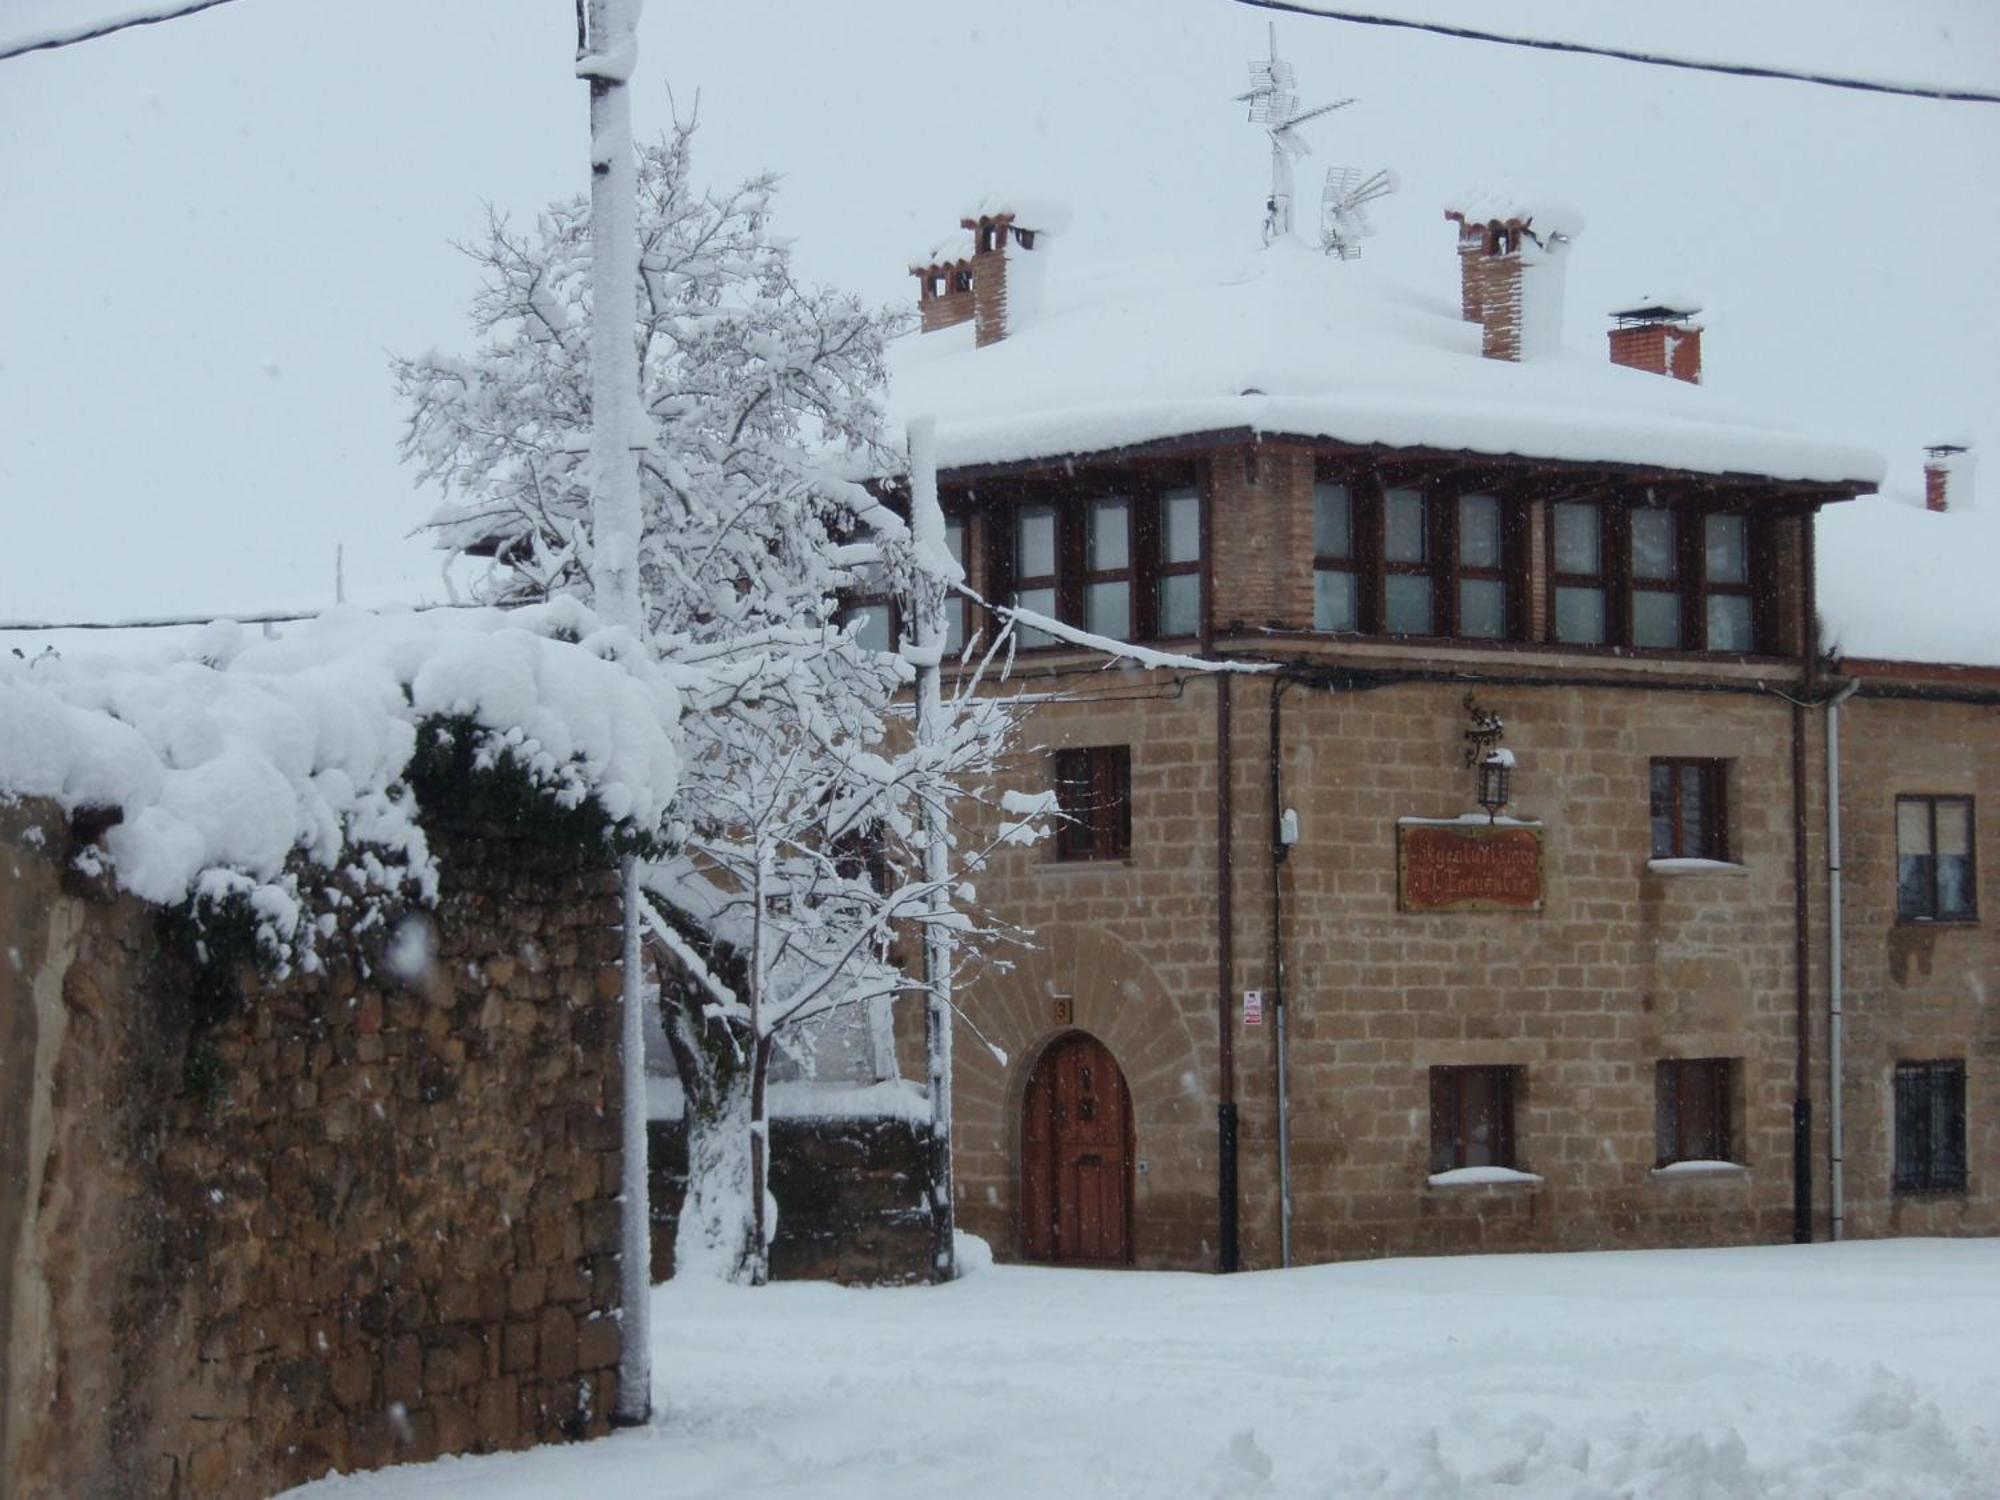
1444,201,1579,362
910,200,1063,347
1923,444,1973,512
1608,302,1703,385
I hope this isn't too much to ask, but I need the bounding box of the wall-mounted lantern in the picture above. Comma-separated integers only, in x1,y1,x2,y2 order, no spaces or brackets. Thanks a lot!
1477,749,1514,822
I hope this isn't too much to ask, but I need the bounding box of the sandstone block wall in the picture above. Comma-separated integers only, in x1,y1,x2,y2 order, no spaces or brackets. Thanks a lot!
647,1116,937,1285
1,802,628,1500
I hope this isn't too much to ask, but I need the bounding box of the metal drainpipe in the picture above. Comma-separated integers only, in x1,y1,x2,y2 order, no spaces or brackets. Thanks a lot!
1269,677,1294,1269
1825,678,1859,1240
1789,699,1813,1244
1204,468,1240,1275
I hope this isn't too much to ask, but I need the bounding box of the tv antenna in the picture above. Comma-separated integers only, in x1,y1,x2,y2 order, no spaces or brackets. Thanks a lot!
1320,166,1398,259
1237,22,1352,243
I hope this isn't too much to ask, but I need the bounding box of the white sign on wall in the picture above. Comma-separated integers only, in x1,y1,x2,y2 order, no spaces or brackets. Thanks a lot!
1243,989,1264,1027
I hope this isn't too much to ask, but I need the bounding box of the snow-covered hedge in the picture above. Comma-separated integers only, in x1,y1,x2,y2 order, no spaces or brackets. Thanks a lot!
0,601,679,966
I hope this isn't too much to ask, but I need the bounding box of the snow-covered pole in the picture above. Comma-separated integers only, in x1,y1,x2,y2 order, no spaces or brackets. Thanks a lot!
908,416,957,1280
578,0,650,1428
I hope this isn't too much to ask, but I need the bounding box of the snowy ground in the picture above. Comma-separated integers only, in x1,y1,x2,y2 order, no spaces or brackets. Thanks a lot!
289,1239,2000,1499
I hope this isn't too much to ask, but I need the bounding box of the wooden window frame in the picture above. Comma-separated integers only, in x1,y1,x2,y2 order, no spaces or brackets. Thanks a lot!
1697,511,1758,654
1315,465,1526,642
1428,1064,1519,1173
1081,494,1137,642
1548,497,1614,647
1895,793,1978,923
1052,746,1132,862
1655,1057,1736,1166
1650,758,1731,861
988,484,1203,650
1893,1059,1968,1193
1311,478,1364,633
1628,503,1685,650
1542,495,1771,655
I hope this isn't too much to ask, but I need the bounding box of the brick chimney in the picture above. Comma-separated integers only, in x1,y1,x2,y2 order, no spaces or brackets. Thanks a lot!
910,200,1064,347
1444,200,1580,362
1608,302,1703,385
1923,444,1974,512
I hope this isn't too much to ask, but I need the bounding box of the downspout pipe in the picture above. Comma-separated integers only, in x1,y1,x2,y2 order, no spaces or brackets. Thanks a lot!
1790,700,1813,1244
1205,468,1239,1274
1825,677,1859,1240
1269,678,1294,1269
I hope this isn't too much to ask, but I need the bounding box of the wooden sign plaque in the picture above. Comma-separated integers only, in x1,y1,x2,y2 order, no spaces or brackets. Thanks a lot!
1398,821,1544,912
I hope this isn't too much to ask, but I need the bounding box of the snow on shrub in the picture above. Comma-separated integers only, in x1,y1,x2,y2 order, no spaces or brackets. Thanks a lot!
0,600,679,969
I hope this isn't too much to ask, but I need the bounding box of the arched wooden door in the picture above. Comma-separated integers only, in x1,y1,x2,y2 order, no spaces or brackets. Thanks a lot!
1020,1032,1134,1266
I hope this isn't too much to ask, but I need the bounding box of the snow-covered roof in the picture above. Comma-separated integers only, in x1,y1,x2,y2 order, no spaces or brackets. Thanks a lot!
888,239,1883,487
0,601,679,944
1816,494,2000,669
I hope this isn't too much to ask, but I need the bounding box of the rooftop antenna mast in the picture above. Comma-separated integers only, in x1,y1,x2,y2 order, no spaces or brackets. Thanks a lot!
1238,21,1352,244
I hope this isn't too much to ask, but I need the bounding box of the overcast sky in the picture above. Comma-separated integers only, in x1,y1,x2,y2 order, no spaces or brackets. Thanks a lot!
4,0,1997,626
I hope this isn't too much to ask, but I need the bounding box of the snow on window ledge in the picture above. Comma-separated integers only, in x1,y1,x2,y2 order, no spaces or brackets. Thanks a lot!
1644,857,1747,876
1650,1159,1748,1179
1426,1166,1543,1189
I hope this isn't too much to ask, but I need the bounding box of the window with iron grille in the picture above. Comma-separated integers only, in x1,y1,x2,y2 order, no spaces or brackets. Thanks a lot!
1650,758,1730,861
1053,746,1131,862
1893,1060,1967,1193
1655,1058,1735,1166
1896,795,1976,922
1429,1065,1519,1173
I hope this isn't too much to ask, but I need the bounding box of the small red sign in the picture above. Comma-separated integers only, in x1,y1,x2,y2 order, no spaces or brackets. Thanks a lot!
1398,823,1544,912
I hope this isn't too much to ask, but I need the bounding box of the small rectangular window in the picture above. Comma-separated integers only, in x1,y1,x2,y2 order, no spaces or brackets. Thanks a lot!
1655,1058,1735,1166
1701,513,1756,653
943,515,968,655
1551,501,1608,646
1456,493,1508,640
1383,488,1433,635
1893,1060,1967,1193
1013,504,1060,648
1156,487,1203,638
1312,481,1358,633
1630,509,1682,649
1650,759,1729,861
1053,746,1132,863
1429,1065,1519,1172
1896,795,1976,922
1083,496,1133,641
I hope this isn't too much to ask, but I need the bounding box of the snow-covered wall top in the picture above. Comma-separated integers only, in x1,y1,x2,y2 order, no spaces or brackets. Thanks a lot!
888,240,1883,487
0,601,679,952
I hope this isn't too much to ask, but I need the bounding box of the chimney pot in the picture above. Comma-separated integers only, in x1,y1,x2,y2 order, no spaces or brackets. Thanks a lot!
1923,443,1974,513
1445,203,1577,362
1608,302,1703,385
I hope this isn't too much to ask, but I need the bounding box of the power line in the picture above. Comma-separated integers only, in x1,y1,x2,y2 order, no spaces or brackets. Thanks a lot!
0,0,250,63
0,602,476,634
1232,1,2000,105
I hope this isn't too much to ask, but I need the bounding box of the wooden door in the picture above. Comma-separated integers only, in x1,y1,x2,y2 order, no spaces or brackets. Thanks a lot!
1021,1032,1133,1265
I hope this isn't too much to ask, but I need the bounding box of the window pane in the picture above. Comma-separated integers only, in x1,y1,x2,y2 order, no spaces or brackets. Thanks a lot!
1897,800,1934,856
1088,497,1130,572
1385,489,1428,563
944,515,966,565
1313,483,1353,559
1632,510,1678,580
1157,572,1200,637
1555,585,1607,645
1936,802,1974,918
1459,493,1502,568
1463,1070,1499,1168
1314,569,1357,632
1706,594,1754,652
1385,574,1433,635
1679,768,1709,859
1706,514,1749,585
1899,851,1935,919
1085,579,1131,641
843,604,891,654
945,599,966,656
1015,585,1057,648
1162,489,1201,564
1459,578,1506,639
1017,505,1056,579
1553,502,1601,575
1650,763,1676,858
1633,590,1683,649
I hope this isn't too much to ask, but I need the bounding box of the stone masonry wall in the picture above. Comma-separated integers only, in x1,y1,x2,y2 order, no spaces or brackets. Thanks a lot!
937,660,1816,1271
1,801,628,1500
647,1116,937,1285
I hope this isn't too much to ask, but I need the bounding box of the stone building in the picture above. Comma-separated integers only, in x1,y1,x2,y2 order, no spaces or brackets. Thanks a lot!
888,197,1998,1272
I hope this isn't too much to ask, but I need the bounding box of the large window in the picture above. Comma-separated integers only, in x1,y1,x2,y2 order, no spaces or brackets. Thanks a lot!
1893,1060,1967,1193
1547,499,1763,653
1429,1065,1519,1172
1656,1058,1736,1166
1650,759,1730,862
1896,795,1975,922
1313,475,1520,640
1001,487,1202,648
1053,746,1132,862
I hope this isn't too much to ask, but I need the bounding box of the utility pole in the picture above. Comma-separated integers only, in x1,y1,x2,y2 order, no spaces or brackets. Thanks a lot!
577,0,651,1429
